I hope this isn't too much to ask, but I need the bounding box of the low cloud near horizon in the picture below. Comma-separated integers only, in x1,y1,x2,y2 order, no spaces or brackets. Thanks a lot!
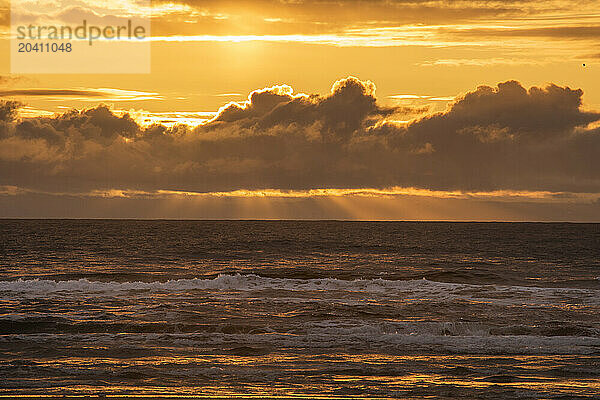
1,76,600,219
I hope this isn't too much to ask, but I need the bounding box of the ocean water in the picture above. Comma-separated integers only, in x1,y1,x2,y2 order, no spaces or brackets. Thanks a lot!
0,220,599,398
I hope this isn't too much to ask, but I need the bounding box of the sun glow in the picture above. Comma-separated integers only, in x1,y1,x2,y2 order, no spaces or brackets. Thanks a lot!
69,187,600,203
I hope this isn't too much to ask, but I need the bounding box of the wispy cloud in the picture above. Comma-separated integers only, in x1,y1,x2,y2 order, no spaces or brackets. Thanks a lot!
0,88,162,101
418,58,553,67
149,33,488,48
388,95,454,101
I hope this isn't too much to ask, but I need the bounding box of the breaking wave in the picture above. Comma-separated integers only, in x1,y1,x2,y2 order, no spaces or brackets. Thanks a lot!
1,274,599,310
0,274,448,293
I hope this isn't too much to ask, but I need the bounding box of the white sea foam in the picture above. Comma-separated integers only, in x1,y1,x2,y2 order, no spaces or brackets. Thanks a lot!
0,274,439,293
0,274,598,307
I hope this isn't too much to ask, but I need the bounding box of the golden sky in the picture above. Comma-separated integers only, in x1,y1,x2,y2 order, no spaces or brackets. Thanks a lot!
0,0,599,220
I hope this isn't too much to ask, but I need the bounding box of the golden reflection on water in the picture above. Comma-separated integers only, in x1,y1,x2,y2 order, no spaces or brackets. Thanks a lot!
3,353,598,398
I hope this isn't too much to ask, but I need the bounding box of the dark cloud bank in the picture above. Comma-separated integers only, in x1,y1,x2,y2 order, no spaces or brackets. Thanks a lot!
1,77,600,198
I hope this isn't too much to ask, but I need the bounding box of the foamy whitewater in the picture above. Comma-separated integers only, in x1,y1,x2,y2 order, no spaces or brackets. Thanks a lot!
0,220,599,398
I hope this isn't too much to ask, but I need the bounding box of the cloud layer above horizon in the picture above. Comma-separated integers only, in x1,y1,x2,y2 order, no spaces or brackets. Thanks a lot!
1,77,600,200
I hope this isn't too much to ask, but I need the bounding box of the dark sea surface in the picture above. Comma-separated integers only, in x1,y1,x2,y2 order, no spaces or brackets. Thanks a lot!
0,220,599,398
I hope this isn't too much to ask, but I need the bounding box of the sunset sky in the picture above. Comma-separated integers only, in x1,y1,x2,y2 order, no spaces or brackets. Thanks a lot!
1,0,599,220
